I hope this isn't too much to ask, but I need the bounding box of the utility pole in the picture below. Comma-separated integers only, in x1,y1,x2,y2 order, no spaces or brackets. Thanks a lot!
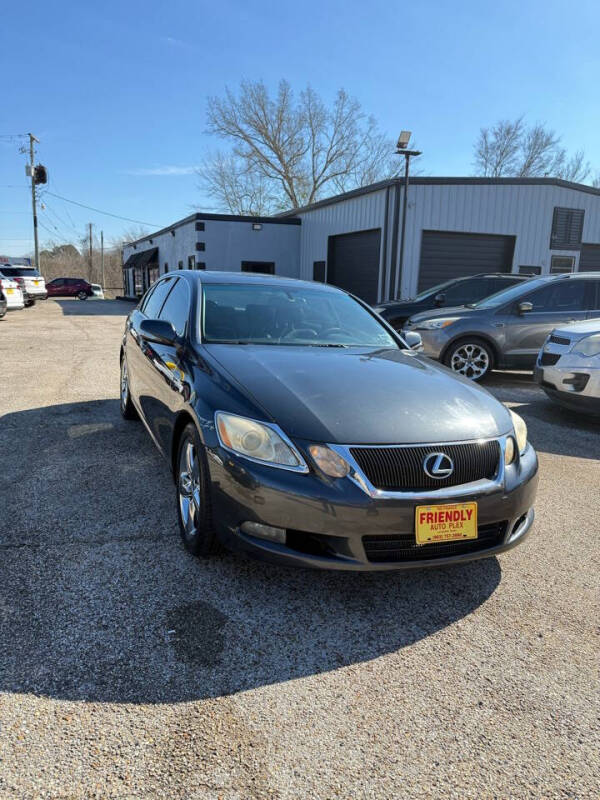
28,133,40,270
88,223,93,281
394,131,421,299
100,230,105,289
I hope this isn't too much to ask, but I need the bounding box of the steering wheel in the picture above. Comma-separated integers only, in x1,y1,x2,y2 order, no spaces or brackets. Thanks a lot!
281,327,319,340
321,327,355,340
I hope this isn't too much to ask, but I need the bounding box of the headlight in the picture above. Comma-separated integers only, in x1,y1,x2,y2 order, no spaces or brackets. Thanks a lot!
308,445,350,478
571,333,600,357
509,409,527,455
417,317,459,330
215,412,307,471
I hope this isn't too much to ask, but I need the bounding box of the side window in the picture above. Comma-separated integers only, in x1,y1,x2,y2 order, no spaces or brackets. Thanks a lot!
159,278,191,336
143,278,175,318
527,281,587,312
159,280,190,336
584,280,600,312
489,278,518,294
443,279,486,304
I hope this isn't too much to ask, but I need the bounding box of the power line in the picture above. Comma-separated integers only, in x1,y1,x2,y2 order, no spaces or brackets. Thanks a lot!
44,191,160,226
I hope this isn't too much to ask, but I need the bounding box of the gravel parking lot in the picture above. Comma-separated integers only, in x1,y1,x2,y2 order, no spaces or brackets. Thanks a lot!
1,298,599,799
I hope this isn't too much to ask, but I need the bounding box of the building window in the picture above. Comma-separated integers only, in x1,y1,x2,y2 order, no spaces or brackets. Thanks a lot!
195,222,205,232
164,263,168,274
178,260,183,270
196,262,206,270
550,256,575,274
519,265,542,275
188,255,196,269
313,261,326,282
196,242,205,251
550,207,585,250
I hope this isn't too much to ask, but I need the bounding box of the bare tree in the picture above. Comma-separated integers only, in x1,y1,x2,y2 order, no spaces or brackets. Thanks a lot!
593,172,600,189
200,80,396,213
474,118,592,182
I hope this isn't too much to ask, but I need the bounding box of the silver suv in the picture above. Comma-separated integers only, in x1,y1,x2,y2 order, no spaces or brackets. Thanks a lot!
404,273,600,380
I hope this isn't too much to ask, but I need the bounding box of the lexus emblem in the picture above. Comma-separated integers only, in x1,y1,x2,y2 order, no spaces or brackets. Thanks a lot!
423,452,454,479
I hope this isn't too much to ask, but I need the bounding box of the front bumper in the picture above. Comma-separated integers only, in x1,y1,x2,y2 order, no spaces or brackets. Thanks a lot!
535,355,600,416
207,440,538,571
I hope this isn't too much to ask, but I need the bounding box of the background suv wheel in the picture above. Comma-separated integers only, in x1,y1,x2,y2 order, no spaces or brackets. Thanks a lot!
443,337,494,381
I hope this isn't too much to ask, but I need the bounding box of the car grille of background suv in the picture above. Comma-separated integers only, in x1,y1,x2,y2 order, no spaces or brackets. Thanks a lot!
362,521,508,562
349,440,500,491
548,334,571,346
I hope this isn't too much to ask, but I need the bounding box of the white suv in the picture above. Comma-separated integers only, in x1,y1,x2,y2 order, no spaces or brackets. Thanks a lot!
0,272,25,311
0,265,47,306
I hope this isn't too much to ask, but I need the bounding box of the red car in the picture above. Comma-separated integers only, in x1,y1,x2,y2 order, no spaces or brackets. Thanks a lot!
46,277,93,300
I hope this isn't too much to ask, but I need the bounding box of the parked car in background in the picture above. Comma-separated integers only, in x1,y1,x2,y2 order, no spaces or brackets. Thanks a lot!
90,284,104,299
0,290,6,319
372,273,530,330
0,273,25,312
0,265,47,306
46,277,93,300
120,271,538,571
403,273,600,380
534,319,600,417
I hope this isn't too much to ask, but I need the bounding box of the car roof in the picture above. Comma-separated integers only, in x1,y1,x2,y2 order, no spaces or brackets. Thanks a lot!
178,270,344,292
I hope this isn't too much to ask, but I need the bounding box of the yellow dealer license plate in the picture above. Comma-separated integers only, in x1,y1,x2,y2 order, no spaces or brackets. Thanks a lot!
6,288,14,294
415,502,477,545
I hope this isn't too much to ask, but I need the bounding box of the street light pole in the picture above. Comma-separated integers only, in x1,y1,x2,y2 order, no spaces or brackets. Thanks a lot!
28,133,40,270
395,131,421,298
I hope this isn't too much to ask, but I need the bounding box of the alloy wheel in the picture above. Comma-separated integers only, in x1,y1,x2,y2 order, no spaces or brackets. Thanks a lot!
178,439,202,541
120,359,129,409
449,343,490,380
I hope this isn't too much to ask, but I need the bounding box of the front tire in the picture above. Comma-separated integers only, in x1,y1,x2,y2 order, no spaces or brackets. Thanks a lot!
443,337,494,381
119,356,138,420
176,423,219,557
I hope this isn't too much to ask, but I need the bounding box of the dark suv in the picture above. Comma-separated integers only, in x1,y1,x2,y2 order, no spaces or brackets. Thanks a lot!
373,273,530,330
46,277,93,300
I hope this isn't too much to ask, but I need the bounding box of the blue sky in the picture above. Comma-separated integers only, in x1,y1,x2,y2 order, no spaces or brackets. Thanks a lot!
1,0,599,256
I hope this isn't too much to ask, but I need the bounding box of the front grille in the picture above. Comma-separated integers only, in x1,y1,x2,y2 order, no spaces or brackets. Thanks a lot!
540,352,561,366
349,440,500,491
549,334,571,346
363,521,508,563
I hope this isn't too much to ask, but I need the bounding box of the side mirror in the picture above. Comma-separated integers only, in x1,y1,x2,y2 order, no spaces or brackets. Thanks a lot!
139,318,179,345
517,301,533,315
403,331,423,351
434,293,446,307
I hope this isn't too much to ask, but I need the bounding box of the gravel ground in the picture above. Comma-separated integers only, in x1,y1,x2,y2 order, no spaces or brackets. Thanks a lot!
0,298,598,799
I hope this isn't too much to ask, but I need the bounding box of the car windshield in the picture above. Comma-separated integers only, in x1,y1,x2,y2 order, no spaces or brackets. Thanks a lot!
472,278,548,309
413,278,461,301
202,283,398,348
0,266,41,277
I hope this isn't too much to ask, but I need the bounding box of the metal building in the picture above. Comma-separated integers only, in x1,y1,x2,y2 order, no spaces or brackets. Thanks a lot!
122,178,600,302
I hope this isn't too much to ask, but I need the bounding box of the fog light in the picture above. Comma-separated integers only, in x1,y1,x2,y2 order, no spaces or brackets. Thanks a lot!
504,436,515,465
241,521,286,544
308,445,350,478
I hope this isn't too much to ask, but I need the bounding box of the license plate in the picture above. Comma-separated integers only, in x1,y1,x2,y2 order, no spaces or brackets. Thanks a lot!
6,288,14,294
34,280,40,286
415,502,477,545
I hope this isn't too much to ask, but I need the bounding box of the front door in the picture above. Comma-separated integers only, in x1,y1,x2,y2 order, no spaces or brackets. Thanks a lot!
500,280,590,368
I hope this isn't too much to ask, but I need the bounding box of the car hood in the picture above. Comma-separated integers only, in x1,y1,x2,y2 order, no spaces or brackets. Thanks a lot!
206,344,512,445
407,305,481,325
552,318,600,337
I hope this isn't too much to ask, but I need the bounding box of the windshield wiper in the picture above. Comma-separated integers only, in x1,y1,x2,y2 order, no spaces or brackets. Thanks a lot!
308,343,352,348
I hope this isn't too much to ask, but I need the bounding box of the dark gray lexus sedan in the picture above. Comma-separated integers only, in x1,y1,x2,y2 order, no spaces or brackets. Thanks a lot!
120,271,538,570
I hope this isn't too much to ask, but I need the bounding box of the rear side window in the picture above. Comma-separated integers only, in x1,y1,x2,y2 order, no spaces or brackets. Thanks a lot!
527,281,587,312
143,278,175,318
159,278,191,336
586,280,600,312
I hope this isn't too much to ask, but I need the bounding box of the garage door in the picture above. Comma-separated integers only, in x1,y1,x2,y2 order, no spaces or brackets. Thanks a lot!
327,229,381,303
579,243,600,272
417,231,516,292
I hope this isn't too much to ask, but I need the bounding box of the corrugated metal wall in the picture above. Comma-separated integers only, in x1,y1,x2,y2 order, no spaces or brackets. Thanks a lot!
297,182,600,300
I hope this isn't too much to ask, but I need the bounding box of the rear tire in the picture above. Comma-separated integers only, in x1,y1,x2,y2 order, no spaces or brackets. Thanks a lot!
119,356,138,420
176,423,220,557
78,291,88,300
443,337,494,381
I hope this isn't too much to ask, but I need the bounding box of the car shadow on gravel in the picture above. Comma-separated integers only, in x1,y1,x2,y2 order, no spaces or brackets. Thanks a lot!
0,400,502,704
53,299,131,316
